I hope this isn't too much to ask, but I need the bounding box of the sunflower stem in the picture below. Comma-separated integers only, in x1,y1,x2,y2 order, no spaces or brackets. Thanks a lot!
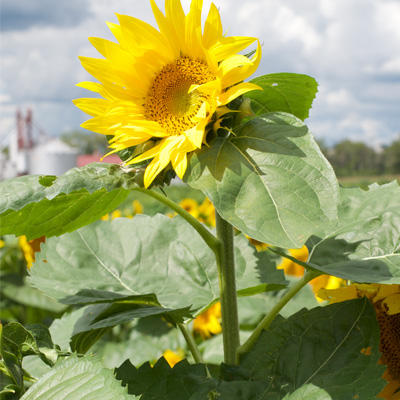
235,270,319,363
134,188,221,254
177,323,211,378
215,211,240,365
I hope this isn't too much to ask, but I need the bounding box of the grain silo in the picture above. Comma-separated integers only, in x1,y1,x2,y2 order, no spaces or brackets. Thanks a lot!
29,138,78,176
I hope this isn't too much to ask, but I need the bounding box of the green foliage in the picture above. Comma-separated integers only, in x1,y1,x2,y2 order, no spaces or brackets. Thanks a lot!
29,216,285,312
20,357,137,400
382,139,400,174
245,73,318,121
326,140,381,176
0,60,396,399
0,322,62,399
27,216,286,353
0,163,142,240
115,299,384,399
236,297,385,399
185,112,338,248
301,182,400,283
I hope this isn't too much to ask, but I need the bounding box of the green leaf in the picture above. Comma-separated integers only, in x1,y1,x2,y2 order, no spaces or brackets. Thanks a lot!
69,303,191,354
306,182,400,283
282,385,332,400
1,323,56,367
185,113,338,248
238,297,385,399
20,356,138,400
0,163,143,240
49,308,86,352
29,215,285,353
92,315,185,368
246,73,318,121
29,216,286,314
1,280,67,313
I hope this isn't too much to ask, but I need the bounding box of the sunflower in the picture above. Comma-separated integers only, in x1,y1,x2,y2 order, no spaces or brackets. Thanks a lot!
74,0,261,187
278,245,345,301
162,349,185,367
193,302,222,339
19,235,45,269
318,284,400,400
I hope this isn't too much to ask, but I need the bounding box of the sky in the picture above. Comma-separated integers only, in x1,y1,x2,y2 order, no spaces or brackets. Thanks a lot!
1,0,400,149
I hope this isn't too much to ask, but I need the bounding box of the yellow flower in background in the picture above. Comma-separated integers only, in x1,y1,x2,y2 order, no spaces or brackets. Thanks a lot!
247,236,269,252
198,198,215,227
278,245,345,302
162,349,184,367
101,209,122,221
19,236,46,269
193,302,222,339
319,284,400,400
101,200,144,220
278,246,309,277
74,0,261,188
132,200,143,215
179,198,200,219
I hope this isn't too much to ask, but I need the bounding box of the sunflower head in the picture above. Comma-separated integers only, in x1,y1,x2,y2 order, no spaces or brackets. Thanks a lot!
319,284,400,400
73,0,261,187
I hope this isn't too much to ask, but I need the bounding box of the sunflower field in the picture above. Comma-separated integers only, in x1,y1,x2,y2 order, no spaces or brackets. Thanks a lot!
1,0,399,399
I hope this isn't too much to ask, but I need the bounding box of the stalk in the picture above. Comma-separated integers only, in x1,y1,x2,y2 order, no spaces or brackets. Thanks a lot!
215,211,240,365
134,188,221,254
177,323,211,378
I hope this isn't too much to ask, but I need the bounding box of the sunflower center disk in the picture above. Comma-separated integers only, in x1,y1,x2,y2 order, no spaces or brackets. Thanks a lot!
376,301,400,380
144,57,215,135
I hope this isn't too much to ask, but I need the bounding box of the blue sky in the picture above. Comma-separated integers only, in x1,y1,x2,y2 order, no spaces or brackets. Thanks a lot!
1,0,400,148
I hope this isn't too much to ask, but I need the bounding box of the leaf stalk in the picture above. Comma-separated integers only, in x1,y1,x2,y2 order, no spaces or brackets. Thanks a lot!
236,269,319,363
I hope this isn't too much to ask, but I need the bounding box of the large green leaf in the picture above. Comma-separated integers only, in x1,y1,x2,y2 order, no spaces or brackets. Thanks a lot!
305,182,400,283
0,163,143,240
20,356,138,400
115,299,384,400
29,215,286,314
237,297,385,399
245,73,318,121
185,113,338,248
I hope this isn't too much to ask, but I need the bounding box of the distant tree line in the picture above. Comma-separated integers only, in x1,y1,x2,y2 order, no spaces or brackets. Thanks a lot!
318,138,400,177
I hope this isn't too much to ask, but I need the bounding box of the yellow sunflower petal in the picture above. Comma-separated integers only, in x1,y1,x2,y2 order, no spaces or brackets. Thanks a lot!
218,82,262,106
374,285,400,303
203,3,223,48
382,294,400,315
143,155,164,187
73,98,110,117
151,0,183,57
79,56,125,87
106,21,125,44
220,40,262,88
185,0,203,59
210,36,257,62
116,13,174,62
317,285,359,304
